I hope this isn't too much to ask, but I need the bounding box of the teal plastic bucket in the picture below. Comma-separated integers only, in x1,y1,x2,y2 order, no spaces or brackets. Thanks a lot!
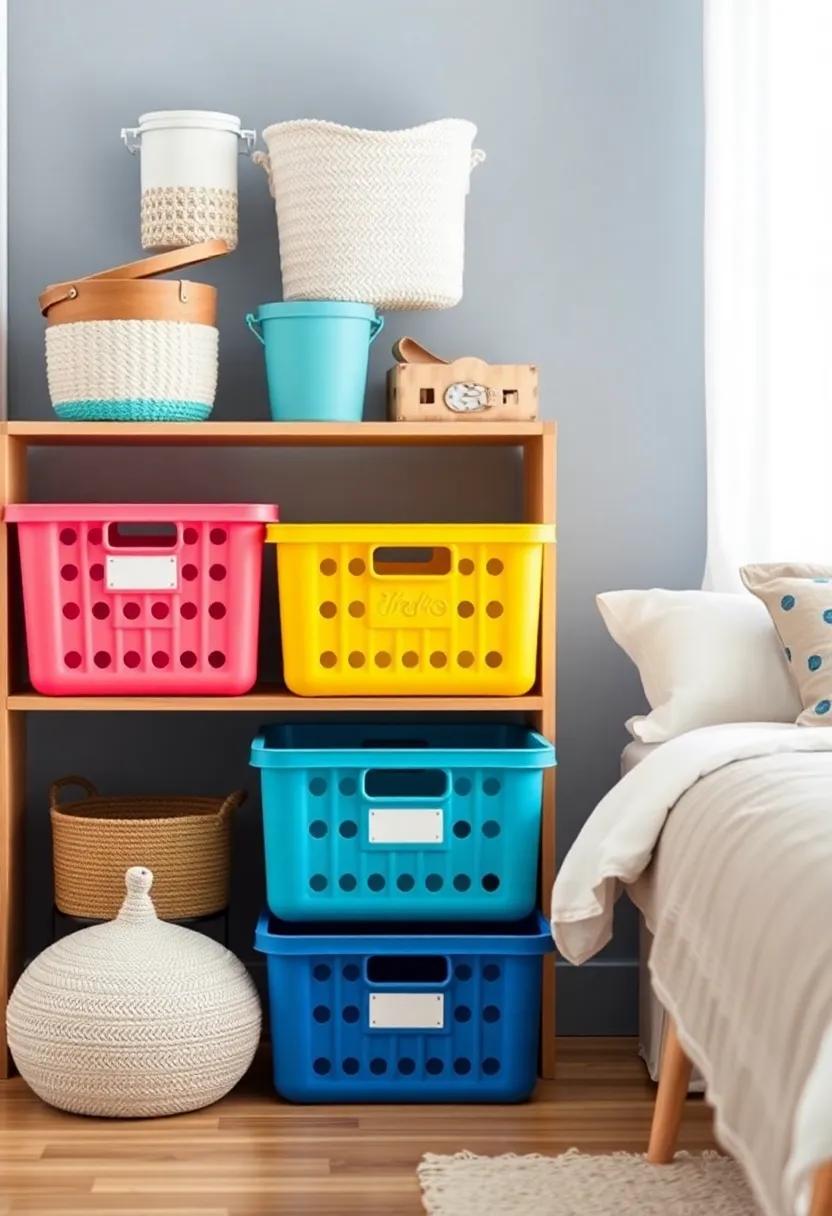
246,301,383,422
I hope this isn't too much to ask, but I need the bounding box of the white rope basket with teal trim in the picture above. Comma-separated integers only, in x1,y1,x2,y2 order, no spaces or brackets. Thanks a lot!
45,319,218,421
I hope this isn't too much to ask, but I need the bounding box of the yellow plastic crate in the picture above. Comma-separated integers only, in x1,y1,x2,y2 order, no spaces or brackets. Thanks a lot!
268,524,555,695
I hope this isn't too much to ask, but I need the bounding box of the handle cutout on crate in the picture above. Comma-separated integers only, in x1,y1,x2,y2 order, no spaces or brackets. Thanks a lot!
365,768,448,798
107,521,178,549
372,546,451,577
369,992,445,1030
367,955,449,985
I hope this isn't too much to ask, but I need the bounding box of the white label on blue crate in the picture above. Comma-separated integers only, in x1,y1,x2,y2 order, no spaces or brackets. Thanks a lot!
105,555,178,592
368,808,443,845
369,992,445,1030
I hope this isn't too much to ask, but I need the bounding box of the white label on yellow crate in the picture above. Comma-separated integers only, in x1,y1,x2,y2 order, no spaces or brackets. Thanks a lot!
368,808,443,844
106,555,178,591
369,992,445,1030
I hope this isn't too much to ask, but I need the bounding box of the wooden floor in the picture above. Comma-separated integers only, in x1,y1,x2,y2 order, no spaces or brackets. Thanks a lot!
0,1039,717,1215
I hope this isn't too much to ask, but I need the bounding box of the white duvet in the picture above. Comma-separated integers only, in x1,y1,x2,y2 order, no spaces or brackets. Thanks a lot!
552,723,832,1216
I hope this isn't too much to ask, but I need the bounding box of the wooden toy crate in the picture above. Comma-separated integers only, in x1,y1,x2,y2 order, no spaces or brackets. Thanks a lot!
387,338,538,423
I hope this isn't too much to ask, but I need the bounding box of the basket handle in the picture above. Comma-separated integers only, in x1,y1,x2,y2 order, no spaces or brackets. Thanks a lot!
252,150,275,199
49,775,98,810
218,789,247,821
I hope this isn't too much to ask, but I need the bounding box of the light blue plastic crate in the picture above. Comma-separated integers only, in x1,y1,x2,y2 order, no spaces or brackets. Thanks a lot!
250,723,556,922
255,911,553,1103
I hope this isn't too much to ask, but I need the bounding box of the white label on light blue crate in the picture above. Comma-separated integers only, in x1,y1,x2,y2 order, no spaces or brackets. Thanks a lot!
105,555,178,592
368,808,443,845
369,992,445,1030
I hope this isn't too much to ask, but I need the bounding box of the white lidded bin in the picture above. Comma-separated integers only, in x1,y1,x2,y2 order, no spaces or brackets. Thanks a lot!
122,110,255,251
253,119,485,310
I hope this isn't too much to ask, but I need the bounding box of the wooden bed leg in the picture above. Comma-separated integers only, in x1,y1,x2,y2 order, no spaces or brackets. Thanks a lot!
810,1162,832,1216
647,1016,693,1164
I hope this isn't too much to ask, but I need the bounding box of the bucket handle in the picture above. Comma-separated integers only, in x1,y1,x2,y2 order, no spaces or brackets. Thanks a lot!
121,127,141,155
471,148,486,170
246,311,384,345
239,130,256,155
369,314,384,343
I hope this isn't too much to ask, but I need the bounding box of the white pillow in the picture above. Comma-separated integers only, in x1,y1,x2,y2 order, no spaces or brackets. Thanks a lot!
596,588,802,743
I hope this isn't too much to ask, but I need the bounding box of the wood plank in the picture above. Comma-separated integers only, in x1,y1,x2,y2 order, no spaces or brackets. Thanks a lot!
7,688,544,713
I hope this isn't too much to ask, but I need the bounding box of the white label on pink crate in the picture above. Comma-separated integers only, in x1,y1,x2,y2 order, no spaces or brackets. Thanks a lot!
105,555,178,591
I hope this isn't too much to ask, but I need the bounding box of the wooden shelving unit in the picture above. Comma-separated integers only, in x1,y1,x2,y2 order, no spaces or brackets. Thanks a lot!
0,419,557,1080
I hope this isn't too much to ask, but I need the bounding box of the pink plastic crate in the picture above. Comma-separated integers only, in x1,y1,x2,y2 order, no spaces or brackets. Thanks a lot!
5,504,278,695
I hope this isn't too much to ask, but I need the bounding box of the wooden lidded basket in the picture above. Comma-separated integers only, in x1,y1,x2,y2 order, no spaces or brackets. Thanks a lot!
50,776,245,921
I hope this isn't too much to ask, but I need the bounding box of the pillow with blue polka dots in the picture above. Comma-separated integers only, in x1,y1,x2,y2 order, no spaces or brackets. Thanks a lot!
741,563,832,725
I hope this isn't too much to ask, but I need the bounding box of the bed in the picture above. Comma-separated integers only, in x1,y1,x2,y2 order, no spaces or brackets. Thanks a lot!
553,723,832,1216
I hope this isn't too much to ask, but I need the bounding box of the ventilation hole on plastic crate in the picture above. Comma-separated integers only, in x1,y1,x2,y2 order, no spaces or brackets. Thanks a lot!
348,601,365,618
453,821,471,839
342,963,360,981
320,558,337,576
430,651,447,668
89,602,109,621
457,601,475,619
486,558,504,576
348,557,365,576
208,602,225,620
59,528,76,546
182,563,198,581
181,602,198,620
342,1005,360,1024
339,777,357,796
60,564,78,582
454,1005,471,1024
180,651,197,669
397,873,415,892
425,1057,444,1076
398,1057,415,1075
313,964,331,982
348,651,365,668
209,563,226,582
483,964,501,982
482,1057,501,1075
309,874,328,892
425,873,443,892
62,602,80,620
309,777,327,796
457,651,475,668
367,873,385,892
319,601,337,619
151,601,169,620
313,1057,331,1076
152,651,169,669
124,651,141,669
339,821,357,838
89,563,104,581
210,527,227,545
458,557,474,575
455,963,472,981
343,1057,360,1075
482,778,501,798
309,820,328,839
320,651,337,669
123,602,141,621
486,601,504,619
454,1057,472,1075
482,820,501,838
208,650,226,668
482,873,501,893
183,527,199,545
485,651,503,668
375,651,392,668
93,651,111,669
339,874,357,892
483,1005,501,1023
402,651,419,668
87,528,102,546
313,1005,331,1024
64,651,82,669
454,776,472,796
453,874,471,892
370,1058,387,1076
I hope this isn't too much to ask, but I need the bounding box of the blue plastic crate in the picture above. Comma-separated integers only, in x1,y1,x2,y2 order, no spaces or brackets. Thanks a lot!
255,912,553,1103
250,723,556,922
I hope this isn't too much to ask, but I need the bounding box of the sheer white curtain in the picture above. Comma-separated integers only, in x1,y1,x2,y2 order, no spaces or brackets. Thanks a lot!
704,0,832,590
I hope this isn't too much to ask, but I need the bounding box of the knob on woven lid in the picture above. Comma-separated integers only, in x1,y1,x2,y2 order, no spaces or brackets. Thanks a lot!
118,867,157,923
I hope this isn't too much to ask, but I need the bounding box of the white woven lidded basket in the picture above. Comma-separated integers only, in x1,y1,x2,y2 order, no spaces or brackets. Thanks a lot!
254,119,485,310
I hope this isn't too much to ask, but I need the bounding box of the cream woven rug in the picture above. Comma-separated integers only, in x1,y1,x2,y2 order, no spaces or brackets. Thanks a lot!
418,1149,761,1214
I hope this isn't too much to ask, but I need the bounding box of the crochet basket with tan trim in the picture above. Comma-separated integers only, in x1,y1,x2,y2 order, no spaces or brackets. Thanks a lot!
50,776,245,920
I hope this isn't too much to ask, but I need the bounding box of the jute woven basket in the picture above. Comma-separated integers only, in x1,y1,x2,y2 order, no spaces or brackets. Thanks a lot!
50,776,244,920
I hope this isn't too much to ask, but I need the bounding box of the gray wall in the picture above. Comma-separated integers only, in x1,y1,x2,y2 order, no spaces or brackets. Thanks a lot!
7,0,705,1034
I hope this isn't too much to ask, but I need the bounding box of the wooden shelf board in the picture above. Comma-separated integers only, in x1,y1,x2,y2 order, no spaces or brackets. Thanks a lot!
4,421,553,447
7,686,544,712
